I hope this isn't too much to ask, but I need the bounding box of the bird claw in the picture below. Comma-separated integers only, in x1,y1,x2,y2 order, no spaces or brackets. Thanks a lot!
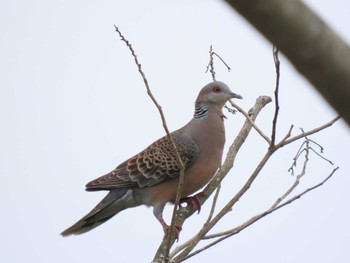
179,192,204,214
160,220,182,241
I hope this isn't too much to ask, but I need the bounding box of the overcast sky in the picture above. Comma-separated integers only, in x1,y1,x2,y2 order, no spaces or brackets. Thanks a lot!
1,1,349,262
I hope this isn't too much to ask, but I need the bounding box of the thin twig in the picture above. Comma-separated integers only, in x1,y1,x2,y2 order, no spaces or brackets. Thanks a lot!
206,45,216,81
309,147,333,164
205,184,221,224
271,137,310,209
206,46,231,81
114,25,185,260
169,237,195,259
229,100,271,144
278,125,294,147
308,139,324,153
212,51,231,72
270,46,280,146
280,116,340,147
288,140,307,175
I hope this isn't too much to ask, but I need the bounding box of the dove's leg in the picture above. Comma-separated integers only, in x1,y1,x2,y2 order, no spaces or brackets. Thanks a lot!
153,203,182,240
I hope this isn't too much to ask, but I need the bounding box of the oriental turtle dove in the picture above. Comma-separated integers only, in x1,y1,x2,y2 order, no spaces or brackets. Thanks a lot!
61,81,242,237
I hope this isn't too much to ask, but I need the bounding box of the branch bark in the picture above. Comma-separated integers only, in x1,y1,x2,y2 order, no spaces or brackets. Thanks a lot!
225,0,350,127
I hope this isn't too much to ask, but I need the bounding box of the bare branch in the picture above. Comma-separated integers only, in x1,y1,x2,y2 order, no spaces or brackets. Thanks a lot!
169,237,195,259
229,99,271,144
309,147,334,165
180,166,338,261
270,46,280,146
205,184,221,224
280,116,341,147
276,128,336,207
212,52,231,72
114,25,185,260
308,139,324,153
288,140,307,175
271,138,310,209
206,46,231,81
278,125,294,146
206,45,216,81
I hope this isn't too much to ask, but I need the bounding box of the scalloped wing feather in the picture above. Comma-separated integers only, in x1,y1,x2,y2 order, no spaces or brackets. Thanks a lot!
85,131,199,190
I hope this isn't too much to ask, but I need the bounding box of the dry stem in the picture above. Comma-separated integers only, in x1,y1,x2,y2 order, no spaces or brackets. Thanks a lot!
180,166,338,261
270,45,280,146
114,25,185,259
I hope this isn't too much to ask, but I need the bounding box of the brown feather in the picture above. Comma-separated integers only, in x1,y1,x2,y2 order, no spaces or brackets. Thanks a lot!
85,131,199,190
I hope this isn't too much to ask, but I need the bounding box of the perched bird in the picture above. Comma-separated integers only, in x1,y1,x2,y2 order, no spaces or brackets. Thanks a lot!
61,81,242,237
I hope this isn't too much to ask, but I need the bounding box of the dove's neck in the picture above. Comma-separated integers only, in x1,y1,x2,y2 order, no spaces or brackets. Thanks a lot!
193,103,209,119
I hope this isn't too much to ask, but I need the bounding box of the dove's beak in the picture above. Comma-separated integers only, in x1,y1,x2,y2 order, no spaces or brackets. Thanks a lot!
230,92,243,100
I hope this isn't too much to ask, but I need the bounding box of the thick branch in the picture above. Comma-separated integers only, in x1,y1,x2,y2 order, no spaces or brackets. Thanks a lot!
225,0,350,127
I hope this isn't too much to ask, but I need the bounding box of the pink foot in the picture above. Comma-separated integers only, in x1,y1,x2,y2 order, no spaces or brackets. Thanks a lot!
159,219,182,241
180,192,204,214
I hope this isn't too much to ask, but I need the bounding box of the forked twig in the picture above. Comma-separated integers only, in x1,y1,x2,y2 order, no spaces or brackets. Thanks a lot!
272,137,310,208
206,45,216,81
280,116,340,147
206,45,231,82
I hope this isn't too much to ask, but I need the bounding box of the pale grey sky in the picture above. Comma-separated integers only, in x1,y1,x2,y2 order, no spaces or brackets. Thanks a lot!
1,1,349,262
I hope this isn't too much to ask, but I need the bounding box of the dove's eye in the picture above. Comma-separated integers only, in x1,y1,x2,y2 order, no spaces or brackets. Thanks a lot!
213,87,221,93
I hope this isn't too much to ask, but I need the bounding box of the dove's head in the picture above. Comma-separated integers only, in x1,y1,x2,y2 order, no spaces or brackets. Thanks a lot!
196,81,242,108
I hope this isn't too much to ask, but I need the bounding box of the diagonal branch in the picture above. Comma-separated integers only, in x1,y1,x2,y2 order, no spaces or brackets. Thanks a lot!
229,100,271,144
278,116,341,148
179,166,338,261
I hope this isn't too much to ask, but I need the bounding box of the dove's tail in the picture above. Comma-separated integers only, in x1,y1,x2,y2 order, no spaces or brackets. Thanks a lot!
61,189,138,236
